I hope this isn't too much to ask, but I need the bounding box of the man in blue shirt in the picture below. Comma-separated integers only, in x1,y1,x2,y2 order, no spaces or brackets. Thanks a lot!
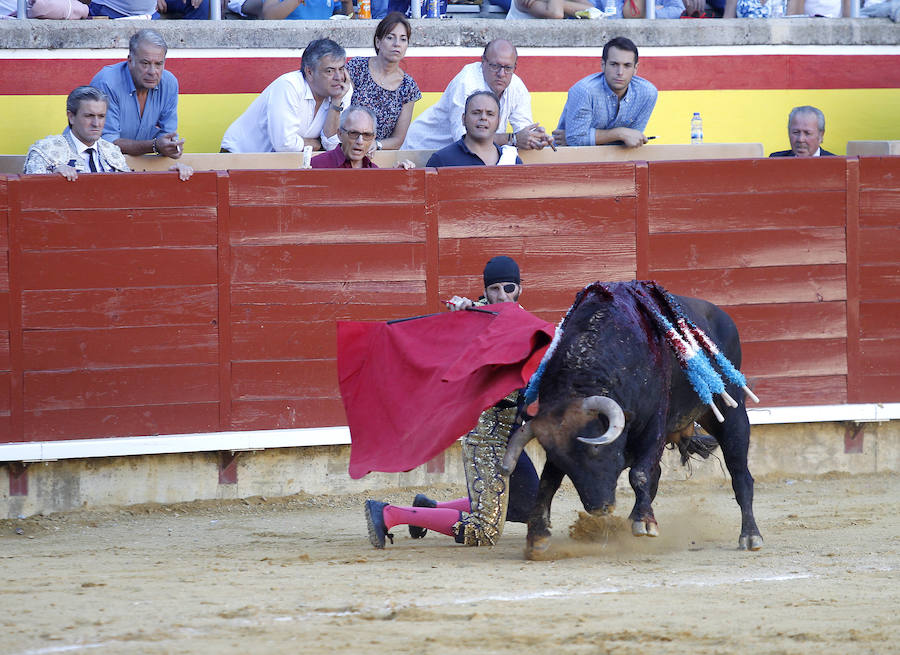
426,91,521,168
555,36,657,149
90,29,185,160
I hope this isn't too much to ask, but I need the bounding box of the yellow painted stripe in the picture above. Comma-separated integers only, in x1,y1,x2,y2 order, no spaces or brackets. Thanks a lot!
4,88,899,157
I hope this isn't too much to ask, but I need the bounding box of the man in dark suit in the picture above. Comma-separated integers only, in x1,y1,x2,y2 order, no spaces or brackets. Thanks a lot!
769,105,836,158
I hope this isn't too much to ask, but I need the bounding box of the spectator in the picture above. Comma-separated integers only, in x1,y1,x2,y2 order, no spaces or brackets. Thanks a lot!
23,86,192,181
426,91,522,167
723,0,777,16
220,39,351,154
311,106,416,169
555,36,657,148
505,0,593,19
769,105,835,158
617,0,687,17
226,0,262,16
402,39,554,152
261,0,336,18
156,0,210,19
88,0,156,18
1,0,89,18
90,30,184,160
345,12,422,151
785,0,849,15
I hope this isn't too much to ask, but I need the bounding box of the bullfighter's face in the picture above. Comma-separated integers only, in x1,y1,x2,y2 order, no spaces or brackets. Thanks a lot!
484,282,521,305
67,99,107,147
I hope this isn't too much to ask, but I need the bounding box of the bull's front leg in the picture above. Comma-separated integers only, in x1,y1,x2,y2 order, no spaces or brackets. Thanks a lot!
525,459,565,559
628,456,662,538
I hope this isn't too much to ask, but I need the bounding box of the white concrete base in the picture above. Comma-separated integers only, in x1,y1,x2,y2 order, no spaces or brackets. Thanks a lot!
3,419,898,518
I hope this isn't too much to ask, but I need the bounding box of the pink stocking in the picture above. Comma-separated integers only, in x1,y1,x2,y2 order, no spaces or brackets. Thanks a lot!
383,505,460,537
435,497,471,513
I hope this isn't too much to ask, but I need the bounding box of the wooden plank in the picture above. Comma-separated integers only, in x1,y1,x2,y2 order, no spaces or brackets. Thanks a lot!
859,265,900,301
859,190,900,228
0,291,9,330
230,397,347,431
439,235,636,282
723,301,846,343
845,156,861,404
635,162,649,279
7,178,24,441
231,321,336,361
649,227,846,271
228,169,425,206
649,191,847,233
23,248,218,290
17,208,217,249
24,403,220,441
0,332,9,370
424,168,441,315
859,226,900,265
433,163,636,202
216,171,231,433
23,325,219,370
0,251,9,290
741,338,847,378
15,172,219,211
230,279,425,308
859,337,900,376
858,156,900,190
437,197,636,239
0,372,11,414
747,375,847,407
229,203,426,244
650,264,846,306
855,375,900,402
231,360,337,400
22,286,218,329
231,243,426,284
649,157,847,197
24,365,219,411
859,301,900,340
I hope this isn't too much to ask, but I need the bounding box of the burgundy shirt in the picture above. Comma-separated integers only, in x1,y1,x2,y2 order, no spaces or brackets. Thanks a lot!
310,145,378,169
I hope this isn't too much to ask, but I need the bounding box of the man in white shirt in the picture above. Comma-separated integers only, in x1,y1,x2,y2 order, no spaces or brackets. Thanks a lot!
23,86,192,181
401,39,554,152
220,38,352,154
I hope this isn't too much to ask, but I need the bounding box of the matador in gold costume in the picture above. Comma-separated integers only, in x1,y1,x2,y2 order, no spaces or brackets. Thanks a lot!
364,256,540,548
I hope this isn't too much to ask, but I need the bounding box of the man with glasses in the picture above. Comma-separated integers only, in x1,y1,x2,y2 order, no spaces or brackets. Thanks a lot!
401,39,554,152
311,105,415,169
364,255,542,549
220,38,351,154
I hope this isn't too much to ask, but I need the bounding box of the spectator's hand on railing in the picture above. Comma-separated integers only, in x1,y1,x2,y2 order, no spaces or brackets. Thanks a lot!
618,127,649,148
394,160,416,170
552,128,567,147
169,162,194,181
445,296,473,311
682,0,704,13
156,0,167,10
516,124,556,150
155,133,185,159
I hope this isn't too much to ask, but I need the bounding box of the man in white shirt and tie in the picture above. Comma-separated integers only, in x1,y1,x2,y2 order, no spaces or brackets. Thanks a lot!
24,86,192,181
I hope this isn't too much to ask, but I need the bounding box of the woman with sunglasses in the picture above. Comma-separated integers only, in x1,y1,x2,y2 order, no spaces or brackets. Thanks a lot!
345,12,421,151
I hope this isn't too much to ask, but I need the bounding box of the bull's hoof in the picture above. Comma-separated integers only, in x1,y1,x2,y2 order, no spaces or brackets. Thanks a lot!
632,519,659,537
738,534,764,551
525,535,551,560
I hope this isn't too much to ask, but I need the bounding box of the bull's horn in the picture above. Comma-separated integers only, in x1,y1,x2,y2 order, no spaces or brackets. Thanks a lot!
501,422,534,475
576,396,626,446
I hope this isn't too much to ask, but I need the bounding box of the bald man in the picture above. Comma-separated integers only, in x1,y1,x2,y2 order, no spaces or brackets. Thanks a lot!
401,39,554,152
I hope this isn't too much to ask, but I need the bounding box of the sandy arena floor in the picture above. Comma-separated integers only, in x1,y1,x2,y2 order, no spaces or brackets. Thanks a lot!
3,471,898,655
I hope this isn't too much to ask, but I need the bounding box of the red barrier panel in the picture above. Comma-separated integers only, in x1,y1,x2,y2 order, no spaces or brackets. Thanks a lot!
1,157,898,445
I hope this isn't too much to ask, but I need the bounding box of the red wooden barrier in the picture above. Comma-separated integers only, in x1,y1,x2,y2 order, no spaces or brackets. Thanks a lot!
1,157,898,445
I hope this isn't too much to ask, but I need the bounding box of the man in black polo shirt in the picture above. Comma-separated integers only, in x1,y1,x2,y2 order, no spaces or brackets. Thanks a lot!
426,91,522,167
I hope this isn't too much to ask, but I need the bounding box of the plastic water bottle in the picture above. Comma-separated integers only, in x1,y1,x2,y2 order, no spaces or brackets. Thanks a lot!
603,0,616,15
691,112,703,144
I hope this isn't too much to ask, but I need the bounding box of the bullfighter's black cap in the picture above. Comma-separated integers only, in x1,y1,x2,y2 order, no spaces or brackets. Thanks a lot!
483,256,520,287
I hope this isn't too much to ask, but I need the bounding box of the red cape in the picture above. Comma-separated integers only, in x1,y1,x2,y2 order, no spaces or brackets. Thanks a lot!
337,304,555,479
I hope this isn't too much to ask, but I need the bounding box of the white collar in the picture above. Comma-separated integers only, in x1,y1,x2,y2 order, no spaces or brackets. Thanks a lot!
71,133,99,155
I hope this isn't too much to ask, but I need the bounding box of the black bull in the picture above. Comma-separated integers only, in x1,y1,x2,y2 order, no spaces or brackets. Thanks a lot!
501,282,763,558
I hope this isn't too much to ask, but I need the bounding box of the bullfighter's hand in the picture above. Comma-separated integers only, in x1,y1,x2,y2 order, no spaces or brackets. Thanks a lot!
446,296,474,312
394,159,416,170
54,164,79,182
552,128,567,147
169,162,194,181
